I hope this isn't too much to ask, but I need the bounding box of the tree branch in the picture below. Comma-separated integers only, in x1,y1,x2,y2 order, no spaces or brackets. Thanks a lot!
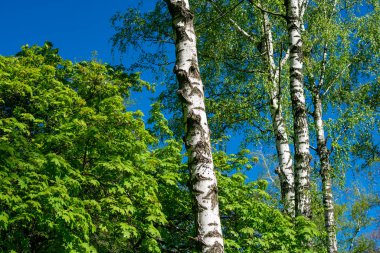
247,0,286,19
207,0,255,42
198,0,245,31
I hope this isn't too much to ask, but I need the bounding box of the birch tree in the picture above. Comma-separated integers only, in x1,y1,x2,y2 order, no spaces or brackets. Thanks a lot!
303,0,380,251
284,0,312,218
164,0,224,252
307,3,339,251
312,65,338,252
261,10,295,217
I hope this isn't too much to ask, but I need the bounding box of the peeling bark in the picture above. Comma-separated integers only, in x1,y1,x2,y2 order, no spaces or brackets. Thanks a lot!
285,0,312,218
165,0,224,252
262,12,295,217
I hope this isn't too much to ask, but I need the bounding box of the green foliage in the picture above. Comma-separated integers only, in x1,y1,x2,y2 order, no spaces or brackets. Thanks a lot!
151,147,322,252
0,43,178,252
110,1,379,252
215,159,320,253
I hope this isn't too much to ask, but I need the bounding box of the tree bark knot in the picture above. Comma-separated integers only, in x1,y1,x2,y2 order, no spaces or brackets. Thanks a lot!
206,241,224,253
167,1,194,23
175,26,193,42
177,88,192,104
189,86,204,98
195,172,213,181
203,183,219,210
204,230,222,238
189,59,201,79
187,110,202,126
175,67,192,87
289,41,302,51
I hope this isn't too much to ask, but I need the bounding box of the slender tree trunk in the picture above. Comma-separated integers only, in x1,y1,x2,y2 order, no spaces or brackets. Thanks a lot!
209,1,296,217
313,90,338,253
165,1,224,252
262,12,295,217
285,0,312,218
312,48,338,253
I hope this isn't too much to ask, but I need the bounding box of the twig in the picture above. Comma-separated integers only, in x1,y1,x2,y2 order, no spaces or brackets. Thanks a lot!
247,0,286,19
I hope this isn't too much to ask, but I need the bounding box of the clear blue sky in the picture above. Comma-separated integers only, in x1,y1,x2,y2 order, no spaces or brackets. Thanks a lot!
0,1,154,64
0,0,159,119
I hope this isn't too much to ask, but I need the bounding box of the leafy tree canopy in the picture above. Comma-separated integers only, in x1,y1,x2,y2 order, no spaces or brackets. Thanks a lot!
0,43,320,252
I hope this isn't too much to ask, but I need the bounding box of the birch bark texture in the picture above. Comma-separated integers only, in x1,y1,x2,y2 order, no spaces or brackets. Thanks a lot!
165,0,224,252
285,0,312,218
313,90,338,253
262,12,295,217
312,48,338,253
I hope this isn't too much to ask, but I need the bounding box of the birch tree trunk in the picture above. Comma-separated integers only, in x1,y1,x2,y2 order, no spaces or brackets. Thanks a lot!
262,12,295,217
312,47,338,253
313,90,338,253
165,0,224,252
285,0,312,218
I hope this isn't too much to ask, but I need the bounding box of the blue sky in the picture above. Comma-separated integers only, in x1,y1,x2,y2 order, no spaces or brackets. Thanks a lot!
0,0,147,63
1,0,159,124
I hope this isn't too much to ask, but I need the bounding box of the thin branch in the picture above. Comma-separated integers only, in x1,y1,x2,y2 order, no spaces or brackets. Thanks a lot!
228,18,255,42
318,46,328,88
207,0,255,42
198,0,245,31
331,125,350,144
310,145,318,152
322,41,370,97
225,61,266,74
247,0,286,19
322,62,351,97
280,48,290,68
278,42,283,103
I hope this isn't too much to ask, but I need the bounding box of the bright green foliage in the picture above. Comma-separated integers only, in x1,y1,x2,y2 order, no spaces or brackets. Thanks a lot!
0,43,178,252
0,43,320,252
111,2,379,252
153,146,321,252
214,151,320,253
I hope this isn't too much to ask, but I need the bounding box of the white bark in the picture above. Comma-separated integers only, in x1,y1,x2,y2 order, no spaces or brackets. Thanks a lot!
313,47,338,253
313,91,338,253
285,0,312,218
262,12,295,217
165,1,224,252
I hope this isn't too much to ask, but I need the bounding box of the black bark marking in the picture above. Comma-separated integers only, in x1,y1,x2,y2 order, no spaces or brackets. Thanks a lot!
203,184,218,210
193,106,205,111
206,241,224,253
189,59,200,79
166,0,194,24
175,68,190,87
204,230,223,238
189,86,204,97
197,202,208,213
290,67,303,82
177,89,192,105
193,187,205,196
195,172,213,181
176,26,193,42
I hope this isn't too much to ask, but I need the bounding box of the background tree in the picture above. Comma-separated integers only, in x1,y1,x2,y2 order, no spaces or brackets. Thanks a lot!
0,43,182,252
